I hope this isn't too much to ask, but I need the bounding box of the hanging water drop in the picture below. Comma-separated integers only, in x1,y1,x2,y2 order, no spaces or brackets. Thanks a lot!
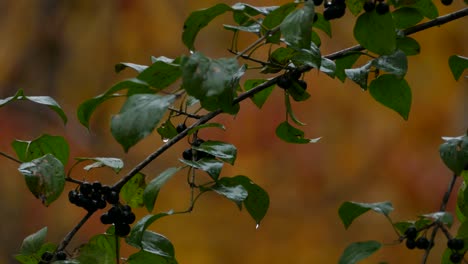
162,138,169,143
255,224,260,229
189,50,195,54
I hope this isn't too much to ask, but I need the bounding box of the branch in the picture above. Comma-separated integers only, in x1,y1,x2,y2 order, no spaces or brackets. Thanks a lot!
112,7,468,191
421,173,458,264
0,151,21,163
57,211,94,252
323,7,468,61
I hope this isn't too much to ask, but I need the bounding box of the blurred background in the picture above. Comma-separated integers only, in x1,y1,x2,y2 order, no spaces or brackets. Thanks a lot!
0,0,466,263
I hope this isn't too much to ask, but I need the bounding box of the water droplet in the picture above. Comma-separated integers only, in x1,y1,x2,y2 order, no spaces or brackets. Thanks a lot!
189,50,194,54
255,224,260,229
162,138,169,143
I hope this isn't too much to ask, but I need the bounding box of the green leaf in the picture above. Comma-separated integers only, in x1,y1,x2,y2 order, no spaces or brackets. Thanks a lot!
128,250,177,264
269,47,298,66
345,62,372,90
137,59,181,89
18,154,65,206
210,177,248,207
76,157,124,173
338,241,382,264
192,140,237,165
335,53,361,82
354,11,396,55
287,80,311,102
457,181,468,221
227,175,270,225
392,7,423,28
244,79,275,109
448,55,468,81
284,92,306,126
368,74,412,120
16,242,56,264
111,94,175,152
121,173,146,208
20,227,48,255
311,30,322,47
396,37,420,56
139,231,175,259
77,78,149,129
347,0,366,16
338,201,393,229
223,23,261,34
291,43,322,69
261,3,298,43
143,167,182,212
320,57,336,78
182,3,232,50
420,212,454,227
313,13,332,37
280,1,315,49
439,135,468,175
275,121,321,144
179,158,223,181
127,212,172,248
180,52,242,114
411,0,438,19
115,62,148,73
187,123,226,135
77,233,117,264
12,134,70,166
157,119,178,141
371,50,408,78
0,89,67,124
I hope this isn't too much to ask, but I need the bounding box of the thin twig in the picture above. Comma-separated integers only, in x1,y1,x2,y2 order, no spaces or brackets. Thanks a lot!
0,151,21,163
57,211,94,252
235,27,280,59
421,174,458,264
168,107,203,119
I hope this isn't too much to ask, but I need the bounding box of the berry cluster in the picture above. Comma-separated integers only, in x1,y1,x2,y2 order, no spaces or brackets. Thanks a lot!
100,204,136,237
363,0,389,15
447,238,465,263
404,226,431,250
182,138,213,161
39,250,66,264
68,182,119,212
277,71,307,90
176,123,187,134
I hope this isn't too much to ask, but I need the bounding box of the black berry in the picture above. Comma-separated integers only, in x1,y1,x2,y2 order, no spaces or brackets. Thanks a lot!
182,149,193,160
448,238,465,251
68,190,79,205
80,182,92,195
404,226,418,240
406,239,416,249
324,1,333,8
450,252,463,263
41,251,53,261
313,0,324,5
92,181,102,191
100,212,113,225
192,138,205,147
416,237,430,249
324,5,346,20
123,211,136,224
106,190,119,205
115,223,131,237
277,75,292,89
176,123,187,133
376,2,389,15
55,251,67,260
363,1,375,12
441,0,453,5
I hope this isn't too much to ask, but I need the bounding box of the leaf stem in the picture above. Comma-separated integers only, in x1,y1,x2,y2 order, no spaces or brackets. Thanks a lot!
235,26,280,59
